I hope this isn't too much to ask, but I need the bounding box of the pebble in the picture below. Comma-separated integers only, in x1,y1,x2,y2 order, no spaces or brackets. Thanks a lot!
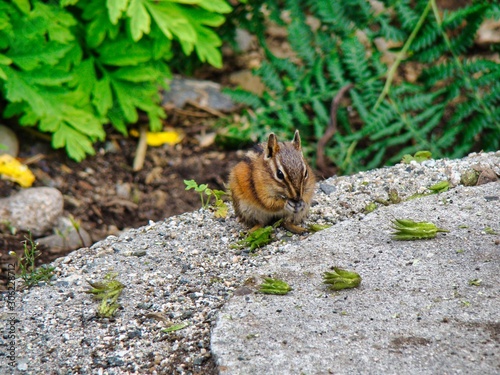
0,124,19,156
0,187,64,236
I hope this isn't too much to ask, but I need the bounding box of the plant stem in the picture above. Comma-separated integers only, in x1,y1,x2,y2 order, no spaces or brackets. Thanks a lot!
374,0,432,110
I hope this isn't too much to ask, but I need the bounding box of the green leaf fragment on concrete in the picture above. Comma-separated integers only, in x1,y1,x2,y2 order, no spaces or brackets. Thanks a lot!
323,268,361,291
308,223,332,232
401,151,432,164
236,226,274,251
162,322,190,333
468,279,481,286
391,219,449,240
259,278,292,295
428,180,450,193
483,227,498,235
85,273,125,318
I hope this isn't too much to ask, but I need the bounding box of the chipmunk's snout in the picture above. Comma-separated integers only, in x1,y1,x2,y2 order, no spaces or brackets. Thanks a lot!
286,199,305,214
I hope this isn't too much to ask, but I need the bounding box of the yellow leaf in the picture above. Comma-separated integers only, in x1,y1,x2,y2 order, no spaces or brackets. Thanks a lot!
0,154,36,187
129,129,183,147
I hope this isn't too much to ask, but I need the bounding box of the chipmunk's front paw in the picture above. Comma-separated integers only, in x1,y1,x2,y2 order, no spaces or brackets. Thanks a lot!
282,221,308,234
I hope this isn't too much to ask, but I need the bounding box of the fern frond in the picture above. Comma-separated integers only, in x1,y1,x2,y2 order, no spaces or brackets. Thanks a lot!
223,88,262,108
288,18,315,66
308,0,354,34
394,1,420,31
257,61,285,94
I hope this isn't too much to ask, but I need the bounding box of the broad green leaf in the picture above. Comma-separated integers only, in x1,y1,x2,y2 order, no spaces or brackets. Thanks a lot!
60,0,79,6
193,26,222,68
0,53,12,65
183,8,226,27
32,2,77,43
198,0,232,14
145,2,197,43
85,5,118,48
53,124,96,161
9,40,73,70
97,38,152,66
111,65,160,82
107,0,129,25
92,76,113,117
3,67,48,114
127,0,150,41
13,0,30,14
25,66,73,86
0,67,6,80
110,79,139,123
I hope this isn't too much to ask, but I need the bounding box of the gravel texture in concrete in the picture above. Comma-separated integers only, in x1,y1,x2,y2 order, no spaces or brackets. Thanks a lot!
1,151,498,374
211,181,500,375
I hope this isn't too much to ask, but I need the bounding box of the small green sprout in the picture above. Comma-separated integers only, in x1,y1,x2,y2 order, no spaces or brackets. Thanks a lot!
388,189,402,204
468,279,482,286
259,277,292,295
391,219,449,240
9,232,54,288
460,169,480,186
162,322,190,333
85,273,124,318
484,227,498,235
308,223,332,233
184,179,228,217
69,214,88,247
323,267,362,291
401,150,432,164
428,180,450,193
235,225,274,251
364,202,377,213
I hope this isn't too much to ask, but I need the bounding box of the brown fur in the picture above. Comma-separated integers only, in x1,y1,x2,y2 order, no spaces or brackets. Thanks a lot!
228,130,315,234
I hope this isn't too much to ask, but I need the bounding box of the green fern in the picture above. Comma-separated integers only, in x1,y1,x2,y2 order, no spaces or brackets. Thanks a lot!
224,0,500,174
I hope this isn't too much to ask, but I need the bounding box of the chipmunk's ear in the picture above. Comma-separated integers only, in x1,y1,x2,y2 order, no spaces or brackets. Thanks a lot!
292,130,301,150
266,133,280,159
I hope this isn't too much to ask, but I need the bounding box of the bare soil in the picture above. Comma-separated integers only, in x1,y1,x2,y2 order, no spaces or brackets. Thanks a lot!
0,116,241,289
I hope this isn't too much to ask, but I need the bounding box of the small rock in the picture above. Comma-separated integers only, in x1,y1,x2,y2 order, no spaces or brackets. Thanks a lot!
37,217,92,253
319,183,337,195
0,187,64,236
228,70,266,96
235,28,254,52
0,124,19,156
162,76,237,111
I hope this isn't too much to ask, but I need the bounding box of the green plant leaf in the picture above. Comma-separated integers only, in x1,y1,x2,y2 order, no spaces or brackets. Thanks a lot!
145,1,197,43
391,219,449,240
92,76,113,117
12,0,31,14
127,0,151,41
323,267,362,291
107,0,129,25
259,277,292,295
162,322,190,333
198,0,232,14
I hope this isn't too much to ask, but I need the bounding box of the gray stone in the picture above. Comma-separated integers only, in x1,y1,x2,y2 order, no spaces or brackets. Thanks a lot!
0,187,64,236
36,217,92,253
319,182,336,195
162,75,237,111
0,124,19,157
235,28,254,52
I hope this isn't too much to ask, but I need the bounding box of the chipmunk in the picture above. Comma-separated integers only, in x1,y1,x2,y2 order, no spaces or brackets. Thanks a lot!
228,130,316,234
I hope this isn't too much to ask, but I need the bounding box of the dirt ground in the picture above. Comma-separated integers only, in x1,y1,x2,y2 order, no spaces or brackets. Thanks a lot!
0,117,242,289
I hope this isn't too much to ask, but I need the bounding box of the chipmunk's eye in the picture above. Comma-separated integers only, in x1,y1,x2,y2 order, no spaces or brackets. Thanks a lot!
304,169,309,179
277,169,285,180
